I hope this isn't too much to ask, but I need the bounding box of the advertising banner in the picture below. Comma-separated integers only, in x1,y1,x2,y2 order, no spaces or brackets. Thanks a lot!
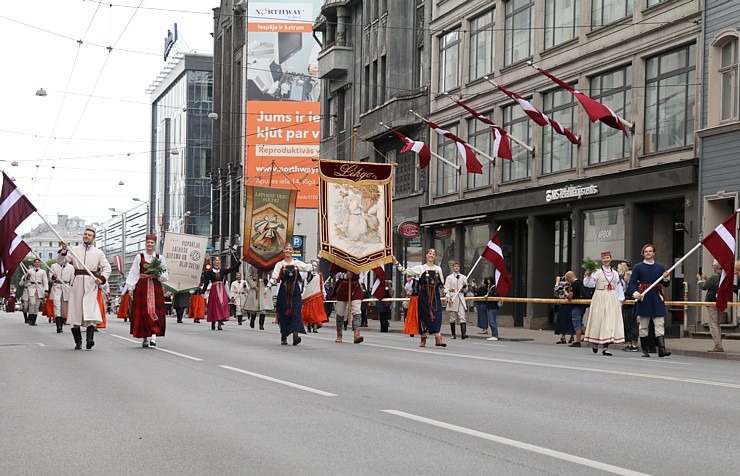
161,232,209,292
246,2,322,208
243,185,298,271
318,160,394,274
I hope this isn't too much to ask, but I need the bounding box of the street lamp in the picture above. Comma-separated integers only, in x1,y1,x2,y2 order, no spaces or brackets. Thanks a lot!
109,207,127,277
184,210,191,234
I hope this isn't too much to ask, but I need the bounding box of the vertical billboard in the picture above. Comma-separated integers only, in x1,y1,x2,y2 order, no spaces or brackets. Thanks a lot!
246,2,323,208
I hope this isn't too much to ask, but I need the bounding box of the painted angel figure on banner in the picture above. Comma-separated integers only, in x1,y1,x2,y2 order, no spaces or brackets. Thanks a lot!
251,214,286,252
333,184,382,254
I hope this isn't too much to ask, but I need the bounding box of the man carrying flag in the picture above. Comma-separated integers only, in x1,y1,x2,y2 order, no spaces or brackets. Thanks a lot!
698,211,737,352
628,244,672,358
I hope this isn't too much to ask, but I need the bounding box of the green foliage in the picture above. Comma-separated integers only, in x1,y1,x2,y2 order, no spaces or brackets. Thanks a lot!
144,258,167,278
581,256,598,273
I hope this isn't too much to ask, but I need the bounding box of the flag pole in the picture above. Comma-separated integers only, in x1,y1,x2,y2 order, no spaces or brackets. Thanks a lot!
447,226,501,305
33,212,98,280
527,62,635,131
439,94,534,154
379,123,460,170
636,242,702,299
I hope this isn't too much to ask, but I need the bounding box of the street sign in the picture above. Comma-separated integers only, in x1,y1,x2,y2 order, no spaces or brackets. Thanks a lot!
292,236,303,248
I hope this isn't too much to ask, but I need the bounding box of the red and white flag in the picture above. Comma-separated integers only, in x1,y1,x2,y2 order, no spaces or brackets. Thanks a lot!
418,117,484,174
370,266,386,301
701,211,737,312
0,172,37,234
481,231,512,297
496,84,580,145
0,232,32,299
386,126,431,169
532,65,628,137
114,255,124,276
448,97,513,161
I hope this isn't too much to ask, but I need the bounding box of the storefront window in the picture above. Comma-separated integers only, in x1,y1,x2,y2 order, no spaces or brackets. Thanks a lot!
464,224,493,287
433,228,456,277
583,207,626,262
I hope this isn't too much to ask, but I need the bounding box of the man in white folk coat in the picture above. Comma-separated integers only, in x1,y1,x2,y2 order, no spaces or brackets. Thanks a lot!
58,228,111,350
444,262,469,339
25,258,49,326
230,272,249,325
49,256,75,333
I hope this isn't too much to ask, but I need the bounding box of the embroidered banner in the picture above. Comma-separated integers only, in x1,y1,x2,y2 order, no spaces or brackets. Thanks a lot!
161,232,209,292
319,160,394,273
243,185,297,271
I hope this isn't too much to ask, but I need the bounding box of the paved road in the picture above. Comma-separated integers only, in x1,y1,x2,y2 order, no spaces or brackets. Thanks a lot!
2,312,739,475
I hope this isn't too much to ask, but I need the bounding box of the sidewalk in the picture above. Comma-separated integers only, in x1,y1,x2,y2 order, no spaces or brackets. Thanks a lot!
361,320,740,362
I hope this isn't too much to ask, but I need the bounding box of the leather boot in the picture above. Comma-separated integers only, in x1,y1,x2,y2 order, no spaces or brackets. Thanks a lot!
217,321,223,330
640,337,650,357
56,317,63,333
250,314,256,328
460,323,468,340
23,312,28,324
292,333,301,346
335,328,342,343
85,326,95,349
71,327,83,349
657,336,671,357
259,314,265,330
353,329,364,344
29,314,37,326
211,322,216,330
450,323,456,339
237,316,243,325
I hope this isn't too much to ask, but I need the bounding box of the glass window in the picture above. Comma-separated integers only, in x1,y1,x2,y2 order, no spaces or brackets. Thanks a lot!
589,66,632,164
502,105,531,182
545,0,578,49
591,0,633,28
434,229,456,278
436,124,460,196
644,44,696,153
582,207,625,262
464,224,493,285
469,10,495,81
720,39,739,121
439,29,461,91
395,150,421,196
505,0,534,66
542,88,577,173
646,0,664,6
466,117,493,189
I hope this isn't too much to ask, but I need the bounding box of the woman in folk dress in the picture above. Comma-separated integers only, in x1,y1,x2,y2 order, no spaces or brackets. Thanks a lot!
126,234,169,347
271,244,313,345
582,251,625,356
395,248,447,348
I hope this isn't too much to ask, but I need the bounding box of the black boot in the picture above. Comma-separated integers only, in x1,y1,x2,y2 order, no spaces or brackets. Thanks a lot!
56,317,63,333
249,313,256,328
460,323,468,340
640,337,650,357
238,315,243,325
71,327,83,349
657,336,671,357
259,314,265,330
85,326,95,349
450,323,457,339
29,314,38,326
602,344,612,356
217,321,223,330
211,322,216,330
23,312,29,324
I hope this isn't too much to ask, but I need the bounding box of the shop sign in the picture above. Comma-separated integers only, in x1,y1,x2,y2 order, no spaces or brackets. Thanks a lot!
545,184,599,203
397,221,420,238
434,228,452,239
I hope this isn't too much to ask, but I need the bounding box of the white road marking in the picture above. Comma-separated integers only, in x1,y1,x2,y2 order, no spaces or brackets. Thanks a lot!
382,410,651,476
626,358,689,366
219,365,337,397
107,333,203,361
36,343,46,347
366,343,740,389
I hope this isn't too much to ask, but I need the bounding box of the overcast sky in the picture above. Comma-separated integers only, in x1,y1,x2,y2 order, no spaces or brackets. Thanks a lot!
0,0,214,235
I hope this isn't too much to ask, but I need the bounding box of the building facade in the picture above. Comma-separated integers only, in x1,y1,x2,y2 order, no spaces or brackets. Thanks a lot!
697,0,740,332
94,202,148,294
147,53,214,241
315,0,432,313
22,215,86,262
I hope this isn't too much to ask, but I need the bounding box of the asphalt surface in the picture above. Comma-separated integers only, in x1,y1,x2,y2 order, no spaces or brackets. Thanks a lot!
2,312,739,476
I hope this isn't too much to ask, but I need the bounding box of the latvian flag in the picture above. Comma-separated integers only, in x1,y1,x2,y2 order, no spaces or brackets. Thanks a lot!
370,266,386,301
532,65,628,137
481,231,512,297
448,97,512,161
496,84,579,145
386,126,431,169
701,211,737,312
418,117,484,174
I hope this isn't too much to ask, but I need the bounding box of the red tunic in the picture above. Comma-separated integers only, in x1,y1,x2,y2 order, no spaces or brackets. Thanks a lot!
129,253,166,339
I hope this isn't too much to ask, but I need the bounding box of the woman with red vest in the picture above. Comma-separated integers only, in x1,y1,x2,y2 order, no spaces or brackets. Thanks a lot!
126,234,169,348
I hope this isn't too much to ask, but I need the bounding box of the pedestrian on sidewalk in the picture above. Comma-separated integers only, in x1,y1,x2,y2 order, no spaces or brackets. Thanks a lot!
618,262,639,352
698,260,724,352
126,234,168,348
485,277,501,341
629,244,672,358
565,271,586,347
583,251,625,356
554,275,575,344
475,278,490,334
